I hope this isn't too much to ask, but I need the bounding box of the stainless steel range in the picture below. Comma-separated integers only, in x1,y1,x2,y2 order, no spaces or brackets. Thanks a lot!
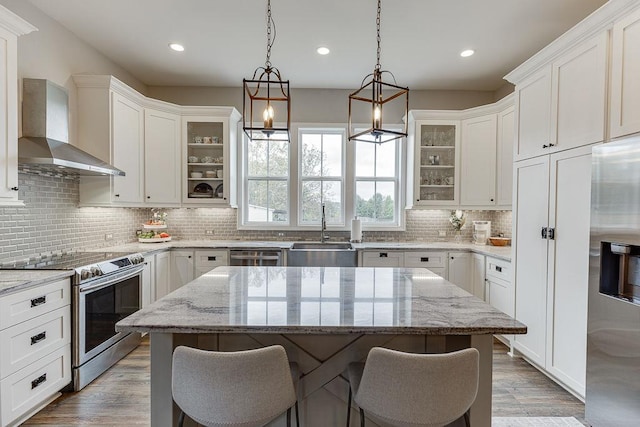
3,251,145,390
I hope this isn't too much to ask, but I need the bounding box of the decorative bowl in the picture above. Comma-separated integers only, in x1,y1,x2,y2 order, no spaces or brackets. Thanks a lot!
190,172,203,178
488,237,511,246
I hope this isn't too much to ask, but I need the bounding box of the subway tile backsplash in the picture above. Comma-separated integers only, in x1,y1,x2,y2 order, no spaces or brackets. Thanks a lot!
0,173,512,261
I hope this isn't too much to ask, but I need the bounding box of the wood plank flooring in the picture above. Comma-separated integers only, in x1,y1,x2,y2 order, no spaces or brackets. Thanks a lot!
23,338,585,426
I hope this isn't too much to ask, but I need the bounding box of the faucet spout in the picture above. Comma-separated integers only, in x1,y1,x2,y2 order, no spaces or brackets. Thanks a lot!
321,203,329,243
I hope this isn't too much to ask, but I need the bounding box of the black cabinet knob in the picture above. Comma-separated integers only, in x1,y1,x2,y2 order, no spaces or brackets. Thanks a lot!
542,144,548,148
490,198,494,202
147,196,151,199
10,186,18,191
114,194,120,197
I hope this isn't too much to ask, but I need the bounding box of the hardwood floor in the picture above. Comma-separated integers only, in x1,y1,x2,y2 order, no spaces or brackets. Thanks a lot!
24,338,585,426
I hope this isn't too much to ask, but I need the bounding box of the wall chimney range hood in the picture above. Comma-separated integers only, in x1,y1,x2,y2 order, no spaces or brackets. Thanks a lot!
18,79,124,176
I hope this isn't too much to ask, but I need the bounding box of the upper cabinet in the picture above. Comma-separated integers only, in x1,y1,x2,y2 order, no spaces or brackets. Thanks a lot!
610,7,640,138
182,108,241,207
513,32,608,161
460,114,497,206
0,7,36,207
496,106,515,206
74,75,239,208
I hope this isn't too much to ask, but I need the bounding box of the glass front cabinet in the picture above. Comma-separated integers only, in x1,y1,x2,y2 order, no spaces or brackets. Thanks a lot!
182,108,241,206
407,115,461,207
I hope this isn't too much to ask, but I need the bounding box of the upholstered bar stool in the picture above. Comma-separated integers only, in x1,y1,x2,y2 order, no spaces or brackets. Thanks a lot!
172,345,300,427
346,347,479,427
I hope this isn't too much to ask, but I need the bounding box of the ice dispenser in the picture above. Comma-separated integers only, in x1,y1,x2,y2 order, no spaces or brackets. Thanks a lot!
600,242,640,304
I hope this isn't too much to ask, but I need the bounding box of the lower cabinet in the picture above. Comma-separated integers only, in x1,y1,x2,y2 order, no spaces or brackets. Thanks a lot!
142,256,153,308
170,250,194,293
361,251,404,267
470,253,486,299
447,252,471,292
154,251,171,301
485,256,514,345
360,250,448,278
0,279,71,426
194,250,229,278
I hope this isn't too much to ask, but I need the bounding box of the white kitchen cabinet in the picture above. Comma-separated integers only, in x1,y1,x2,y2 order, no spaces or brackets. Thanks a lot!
496,106,514,206
486,256,514,347
447,252,471,293
460,114,497,206
610,7,640,138
142,255,154,308
170,250,195,292
513,144,594,397
144,107,181,206
512,32,607,162
361,251,404,267
111,93,145,204
0,278,71,426
154,251,171,300
0,8,35,206
182,108,241,207
405,114,460,208
194,250,229,277
404,251,447,278
470,253,486,300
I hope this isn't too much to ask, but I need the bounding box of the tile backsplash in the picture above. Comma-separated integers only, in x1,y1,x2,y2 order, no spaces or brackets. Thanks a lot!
0,173,512,261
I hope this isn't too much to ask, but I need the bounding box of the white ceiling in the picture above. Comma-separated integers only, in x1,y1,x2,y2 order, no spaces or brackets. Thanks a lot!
28,0,608,91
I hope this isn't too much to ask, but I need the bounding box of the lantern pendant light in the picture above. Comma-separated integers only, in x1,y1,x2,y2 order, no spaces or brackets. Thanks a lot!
348,0,409,144
243,0,291,142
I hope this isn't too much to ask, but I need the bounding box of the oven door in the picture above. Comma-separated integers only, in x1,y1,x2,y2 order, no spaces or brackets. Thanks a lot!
74,266,143,366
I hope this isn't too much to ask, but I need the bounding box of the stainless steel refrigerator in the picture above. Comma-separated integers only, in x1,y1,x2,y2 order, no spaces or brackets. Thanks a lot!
586,136,640,426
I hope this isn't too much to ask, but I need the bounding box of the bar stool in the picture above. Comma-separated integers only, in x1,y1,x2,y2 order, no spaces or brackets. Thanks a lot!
172,345,300,427
346,347,479,427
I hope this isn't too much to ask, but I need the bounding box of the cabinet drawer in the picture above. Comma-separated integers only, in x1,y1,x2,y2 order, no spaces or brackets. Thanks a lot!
487,278,514,317
404,251,447,268
195,250,229,268
361,251,403,267
486,257,511,282
0,279,70,330
0,345,71,427
428,267,447,279
0,306,70,378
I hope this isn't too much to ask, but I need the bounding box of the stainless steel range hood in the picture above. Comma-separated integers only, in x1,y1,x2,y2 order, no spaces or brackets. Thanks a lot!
18,79,124,176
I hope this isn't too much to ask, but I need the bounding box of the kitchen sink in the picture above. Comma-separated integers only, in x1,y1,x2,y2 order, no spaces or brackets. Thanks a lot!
288,242,357,267
290,242,354,250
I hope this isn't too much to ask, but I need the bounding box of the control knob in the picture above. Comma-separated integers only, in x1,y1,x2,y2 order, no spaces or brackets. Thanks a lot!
132,255,144,264
91,266,102,277
80,269,92,280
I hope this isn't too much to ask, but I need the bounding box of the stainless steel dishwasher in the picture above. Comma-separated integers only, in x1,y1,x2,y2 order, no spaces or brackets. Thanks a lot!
229,249,282,266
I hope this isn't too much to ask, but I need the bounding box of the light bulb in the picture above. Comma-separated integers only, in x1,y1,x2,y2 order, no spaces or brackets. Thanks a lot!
373,105,381,128
263,105,274,129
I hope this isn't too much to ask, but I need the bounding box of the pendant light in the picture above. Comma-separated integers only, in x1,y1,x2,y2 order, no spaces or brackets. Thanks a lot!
348,0,409,144
243,0,291,142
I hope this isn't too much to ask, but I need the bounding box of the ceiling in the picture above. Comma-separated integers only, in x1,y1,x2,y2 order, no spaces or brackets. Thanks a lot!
28,0,608,91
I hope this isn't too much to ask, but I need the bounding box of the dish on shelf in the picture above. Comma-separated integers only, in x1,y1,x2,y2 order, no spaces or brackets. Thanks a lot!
189,193,214,198
138,236,172,243
215,183,223,198
194,183,213,193
142,223,167,229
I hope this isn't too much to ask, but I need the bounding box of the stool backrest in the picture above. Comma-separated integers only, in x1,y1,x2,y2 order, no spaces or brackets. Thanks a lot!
355,347,479,427
172,345,296,427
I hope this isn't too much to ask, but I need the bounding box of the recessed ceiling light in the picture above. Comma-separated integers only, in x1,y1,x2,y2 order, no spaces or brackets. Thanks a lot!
317,47,330,55
169,43,185,52
460,49,475,58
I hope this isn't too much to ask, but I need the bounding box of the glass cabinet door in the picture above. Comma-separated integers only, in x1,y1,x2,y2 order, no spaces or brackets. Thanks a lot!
418,124,457,202
185,120,225,202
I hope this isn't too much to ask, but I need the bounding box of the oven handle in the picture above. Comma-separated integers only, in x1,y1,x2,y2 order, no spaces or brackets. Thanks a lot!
79,266,144,293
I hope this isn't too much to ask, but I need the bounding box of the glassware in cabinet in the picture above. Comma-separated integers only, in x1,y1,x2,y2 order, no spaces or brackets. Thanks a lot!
418,124,456,202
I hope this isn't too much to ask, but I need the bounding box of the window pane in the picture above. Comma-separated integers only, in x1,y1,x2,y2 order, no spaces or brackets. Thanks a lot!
323,134,342,177
376,142,396,177
355,181,396,222
248,141,268,176
323,181,342,223
269,141,289,177
374,181,396,222
301,181,322,222
301,134,322,176
270,181,289,222
355,141,375,177
355,181,375,221
248,180,268,222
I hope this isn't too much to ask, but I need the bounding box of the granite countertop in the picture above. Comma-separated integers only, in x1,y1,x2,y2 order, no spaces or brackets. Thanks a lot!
99,240,513,261
116,266,526,336
0,270,74,296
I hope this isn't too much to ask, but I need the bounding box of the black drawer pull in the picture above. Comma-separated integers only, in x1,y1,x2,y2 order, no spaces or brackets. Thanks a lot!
379,253,388,257
31,373,47,389
496,266,502,273
420,257,430,262
207,256,217,261
31,331,47,345
30,296,46,308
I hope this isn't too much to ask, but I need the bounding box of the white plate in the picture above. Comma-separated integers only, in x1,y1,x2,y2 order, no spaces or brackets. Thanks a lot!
142,224,167,229
138,236,172,243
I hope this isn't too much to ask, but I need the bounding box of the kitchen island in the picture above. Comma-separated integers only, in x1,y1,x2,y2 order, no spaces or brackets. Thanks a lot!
116,266,526,427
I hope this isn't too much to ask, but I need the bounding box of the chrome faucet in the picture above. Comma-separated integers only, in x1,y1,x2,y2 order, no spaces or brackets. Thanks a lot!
321,203,329,243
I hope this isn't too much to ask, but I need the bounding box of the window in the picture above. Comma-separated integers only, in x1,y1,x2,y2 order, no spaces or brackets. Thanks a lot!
299,129,345,226
354,134,401,226
244,139,290,224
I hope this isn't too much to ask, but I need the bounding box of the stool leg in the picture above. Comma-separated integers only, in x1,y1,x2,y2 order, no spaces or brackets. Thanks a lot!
359,408,365,427
464,409,471,427
295,401,300,427
286,407,291,427
346,386,352,427
177,411,185,427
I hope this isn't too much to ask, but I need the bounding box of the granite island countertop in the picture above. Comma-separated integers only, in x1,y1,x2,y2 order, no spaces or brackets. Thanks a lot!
116,266,526,336
99,240,513,261
0,269,74,296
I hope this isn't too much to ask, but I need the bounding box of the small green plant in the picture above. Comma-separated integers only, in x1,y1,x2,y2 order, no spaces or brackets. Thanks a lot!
449,210,466,231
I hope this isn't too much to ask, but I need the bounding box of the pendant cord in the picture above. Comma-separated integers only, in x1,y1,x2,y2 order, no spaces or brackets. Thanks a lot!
265,0,275,69
375,0,381,71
